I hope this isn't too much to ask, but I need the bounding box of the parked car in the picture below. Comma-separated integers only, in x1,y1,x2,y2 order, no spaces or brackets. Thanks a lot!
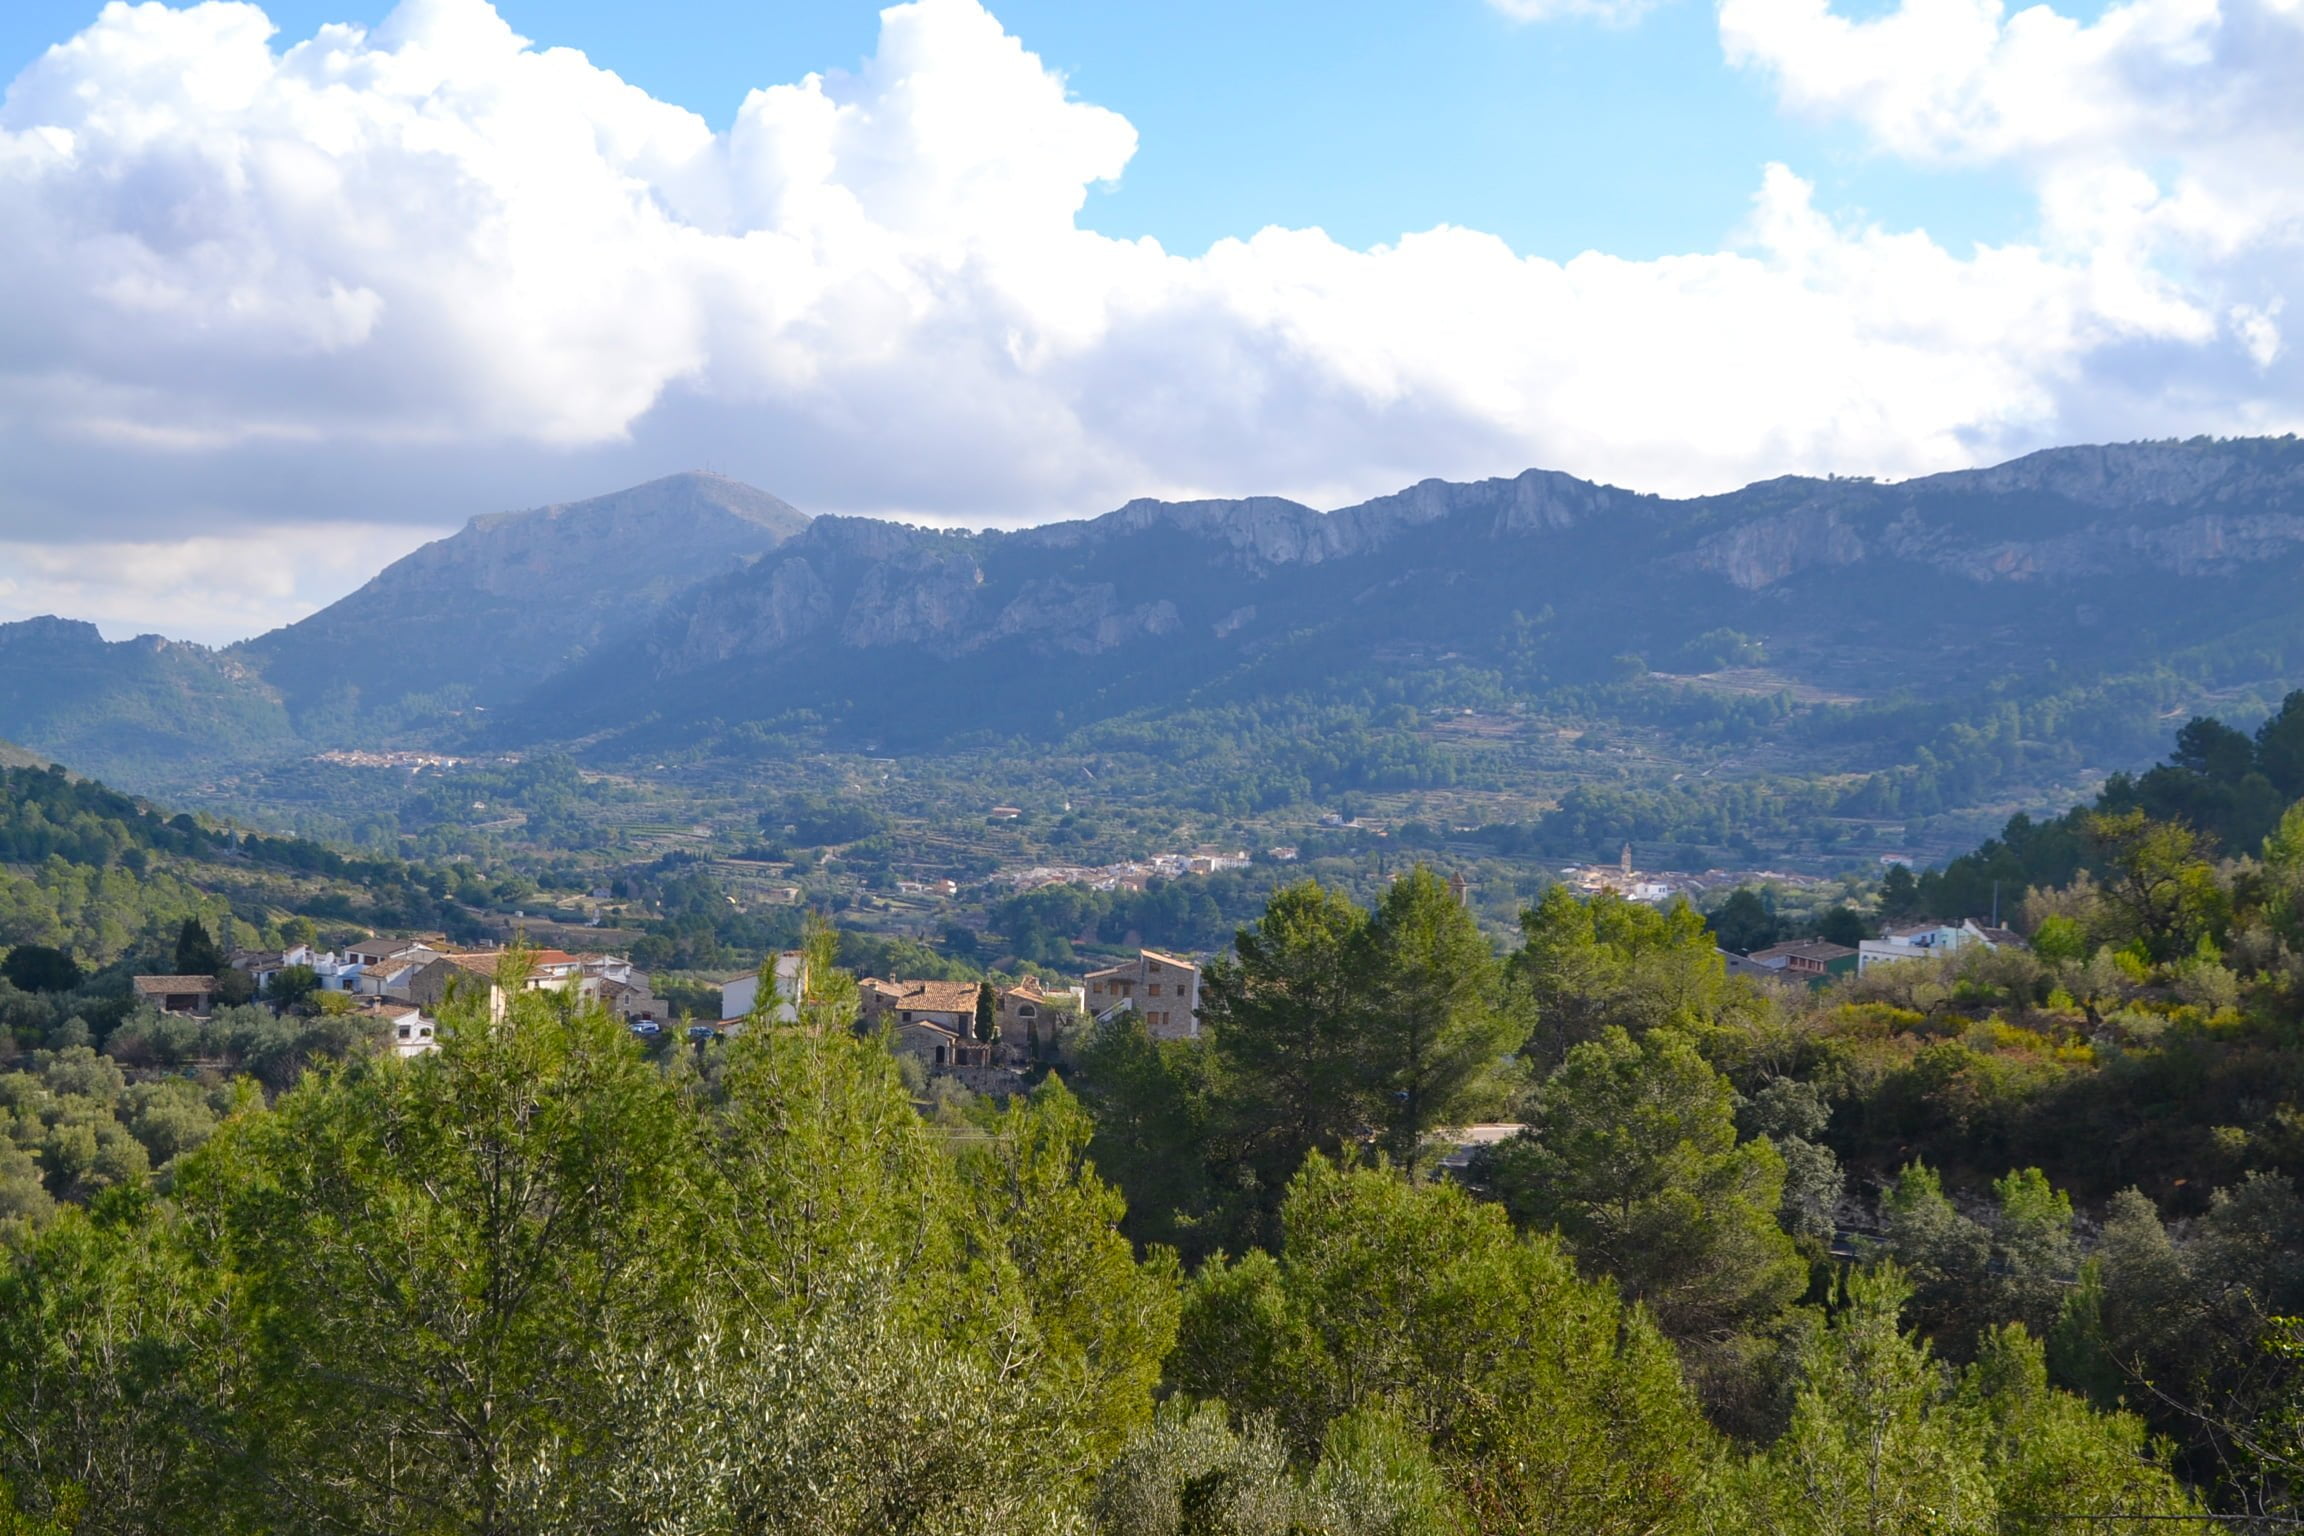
685,1023,718,1044
628,1020,662,1039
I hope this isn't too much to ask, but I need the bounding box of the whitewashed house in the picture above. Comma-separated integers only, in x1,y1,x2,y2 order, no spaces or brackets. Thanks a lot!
720,951,807,1026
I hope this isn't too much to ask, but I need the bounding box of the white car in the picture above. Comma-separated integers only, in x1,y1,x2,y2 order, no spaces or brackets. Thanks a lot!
628,1019,663,1039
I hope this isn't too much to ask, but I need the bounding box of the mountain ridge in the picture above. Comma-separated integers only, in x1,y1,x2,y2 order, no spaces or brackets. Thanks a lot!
6,437,2304,803
0,471,809,780
502,435,2304,754
239,470,810,718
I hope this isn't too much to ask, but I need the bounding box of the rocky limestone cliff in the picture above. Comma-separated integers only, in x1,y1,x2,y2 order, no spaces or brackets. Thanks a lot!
582,436,2304,725
1014,468,1638,572
382,472,804,598
1921,438,2304,510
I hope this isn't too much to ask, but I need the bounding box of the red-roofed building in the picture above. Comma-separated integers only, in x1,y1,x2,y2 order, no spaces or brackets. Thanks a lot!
404,949,591,1019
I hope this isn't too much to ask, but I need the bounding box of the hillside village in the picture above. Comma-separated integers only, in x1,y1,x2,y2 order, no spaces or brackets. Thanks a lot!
136,938,662,1060
124,865,2024,1087
130,930,1202,1100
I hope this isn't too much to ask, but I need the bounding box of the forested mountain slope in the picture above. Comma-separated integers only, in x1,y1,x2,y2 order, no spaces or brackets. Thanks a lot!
0,473,809,784
239,470,809,719
0,761,477,975
0,618,296,778
519,437,2304,759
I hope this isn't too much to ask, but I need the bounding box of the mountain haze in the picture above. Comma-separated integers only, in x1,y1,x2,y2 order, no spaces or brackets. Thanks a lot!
243,472,809,717
0,472,808,784
0,617,296,775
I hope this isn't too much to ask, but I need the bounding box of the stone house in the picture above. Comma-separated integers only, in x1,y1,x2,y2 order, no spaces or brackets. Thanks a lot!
997,976,1085,1060
860,978,983,1035
1084,949,1201,1039
890,1018,995,1070
403,949,585,1019
133,975,217,1016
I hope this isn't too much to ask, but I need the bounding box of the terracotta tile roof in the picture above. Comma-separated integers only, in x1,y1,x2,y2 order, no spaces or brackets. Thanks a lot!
882,979,982,1016
443,949,579,977
442,953,507,976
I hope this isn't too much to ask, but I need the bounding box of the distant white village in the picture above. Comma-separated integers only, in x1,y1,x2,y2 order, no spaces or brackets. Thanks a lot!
996,849,1253,893
1562,843,1827,907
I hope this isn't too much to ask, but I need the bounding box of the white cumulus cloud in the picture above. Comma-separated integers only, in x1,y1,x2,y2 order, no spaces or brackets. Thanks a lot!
0,0,2297,642
1721,0,2304,367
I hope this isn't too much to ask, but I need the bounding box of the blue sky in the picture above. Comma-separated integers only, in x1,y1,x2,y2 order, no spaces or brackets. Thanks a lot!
0,0,2296,641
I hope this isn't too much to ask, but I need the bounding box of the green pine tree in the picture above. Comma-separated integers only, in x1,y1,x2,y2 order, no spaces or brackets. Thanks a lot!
171,918,223,977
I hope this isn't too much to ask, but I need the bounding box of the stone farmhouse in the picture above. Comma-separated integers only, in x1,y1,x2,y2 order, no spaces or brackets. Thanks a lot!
403,948,658,1023
841,973,1088,1080
996,975,1085,1047
1084,949,1202,1039
131,975,218,1016
860,977,991,1068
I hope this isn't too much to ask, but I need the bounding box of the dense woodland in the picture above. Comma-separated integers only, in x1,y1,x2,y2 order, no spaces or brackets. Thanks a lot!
0,926,2220,1535
11,702,2304,1528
